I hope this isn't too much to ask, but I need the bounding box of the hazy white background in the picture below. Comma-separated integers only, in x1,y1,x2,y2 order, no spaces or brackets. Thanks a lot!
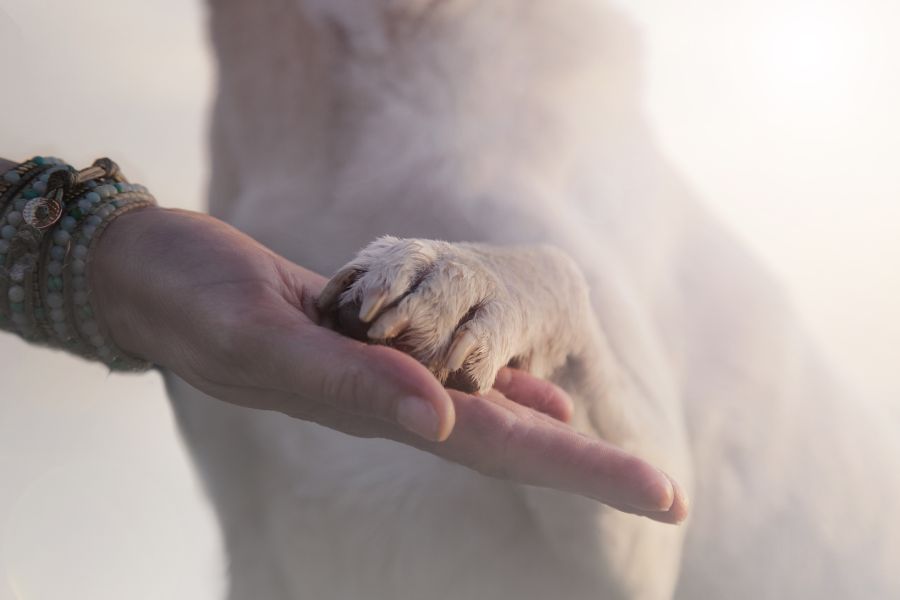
0,0,897,597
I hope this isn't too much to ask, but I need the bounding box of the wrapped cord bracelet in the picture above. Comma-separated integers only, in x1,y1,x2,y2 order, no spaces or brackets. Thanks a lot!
0,156,156,371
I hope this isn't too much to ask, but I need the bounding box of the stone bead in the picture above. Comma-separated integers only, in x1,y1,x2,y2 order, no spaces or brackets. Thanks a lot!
33,180,47,194
82,225,96,239
71,259,86,275
1,225,16,240
3,170,20,184
53,323,68,336
60,216,77,232
50,308,66,322
90,334,105,347
85,215,102,227
73,290,88,305
8,285,25,303
45,293,64,309
78,198,93,212
73,244,89,259
9,267,24,283
50,245,66,260
11,312,27,325
14,198,27,211
6,211,22,226
47,261,63,276
85,192,101,204
80,320,99,336
53,229,71,245
72,276,87,290
10,302,24,314
48,276,63,291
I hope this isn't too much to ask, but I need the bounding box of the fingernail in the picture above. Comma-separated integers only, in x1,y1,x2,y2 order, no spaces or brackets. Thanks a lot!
397,396,440,441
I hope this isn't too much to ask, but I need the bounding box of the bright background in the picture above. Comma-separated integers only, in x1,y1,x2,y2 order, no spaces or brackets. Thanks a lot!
0,0,898,597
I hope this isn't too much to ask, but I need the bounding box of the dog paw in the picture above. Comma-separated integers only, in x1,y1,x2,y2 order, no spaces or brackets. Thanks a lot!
317,237,543,393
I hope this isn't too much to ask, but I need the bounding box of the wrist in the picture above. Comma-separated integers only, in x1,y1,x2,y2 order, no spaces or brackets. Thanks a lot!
89,204,173,363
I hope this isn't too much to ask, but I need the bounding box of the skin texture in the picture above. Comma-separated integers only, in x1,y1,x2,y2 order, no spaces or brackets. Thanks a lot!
78,203,686,522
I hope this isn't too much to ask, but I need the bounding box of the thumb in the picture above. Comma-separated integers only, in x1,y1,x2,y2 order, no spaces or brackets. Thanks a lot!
268,323,456,442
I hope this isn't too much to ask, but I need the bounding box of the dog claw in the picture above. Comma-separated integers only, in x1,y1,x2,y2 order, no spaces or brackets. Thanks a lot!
317,267,361,312
447,331,478,372
359,290,388,323
368,309,410,340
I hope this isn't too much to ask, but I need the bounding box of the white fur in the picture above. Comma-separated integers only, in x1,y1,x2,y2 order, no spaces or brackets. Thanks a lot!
167,1,900,598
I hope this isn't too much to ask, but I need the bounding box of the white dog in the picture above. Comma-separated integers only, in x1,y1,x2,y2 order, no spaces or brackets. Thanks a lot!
166,1,900,598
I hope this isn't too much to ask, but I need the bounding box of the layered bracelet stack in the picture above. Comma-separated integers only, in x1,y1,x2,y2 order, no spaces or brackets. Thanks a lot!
0,156,156,371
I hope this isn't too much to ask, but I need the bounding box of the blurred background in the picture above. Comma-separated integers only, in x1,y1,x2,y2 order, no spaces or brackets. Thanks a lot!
0,0,897,597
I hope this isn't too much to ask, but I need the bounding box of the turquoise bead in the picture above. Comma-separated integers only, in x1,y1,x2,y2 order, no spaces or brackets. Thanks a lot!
34,156,46,165
81,320,99,336
47,261,63,276
10,302,24,314
52,230,71,245
46,293,63,309
1,225,16,240
60,216,77,231
3,171,20,184
22,189,38,199
8,286,25,303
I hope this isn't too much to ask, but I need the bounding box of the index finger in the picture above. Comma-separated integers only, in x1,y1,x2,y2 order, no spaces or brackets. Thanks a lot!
425,389,689,523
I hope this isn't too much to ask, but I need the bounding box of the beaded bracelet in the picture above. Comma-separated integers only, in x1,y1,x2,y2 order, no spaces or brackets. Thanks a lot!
0,156,157,371
0,160,65,335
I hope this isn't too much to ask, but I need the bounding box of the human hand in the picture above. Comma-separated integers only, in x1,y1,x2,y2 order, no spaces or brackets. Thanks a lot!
91,207,687,523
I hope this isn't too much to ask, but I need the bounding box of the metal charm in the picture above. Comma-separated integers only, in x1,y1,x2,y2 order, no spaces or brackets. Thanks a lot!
22,196,63,229
22,157,124,230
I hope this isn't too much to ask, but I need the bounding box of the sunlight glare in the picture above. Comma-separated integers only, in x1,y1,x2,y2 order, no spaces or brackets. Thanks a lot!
749,6,871,113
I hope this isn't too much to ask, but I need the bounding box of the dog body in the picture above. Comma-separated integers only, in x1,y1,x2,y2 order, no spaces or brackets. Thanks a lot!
166,1,900,597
